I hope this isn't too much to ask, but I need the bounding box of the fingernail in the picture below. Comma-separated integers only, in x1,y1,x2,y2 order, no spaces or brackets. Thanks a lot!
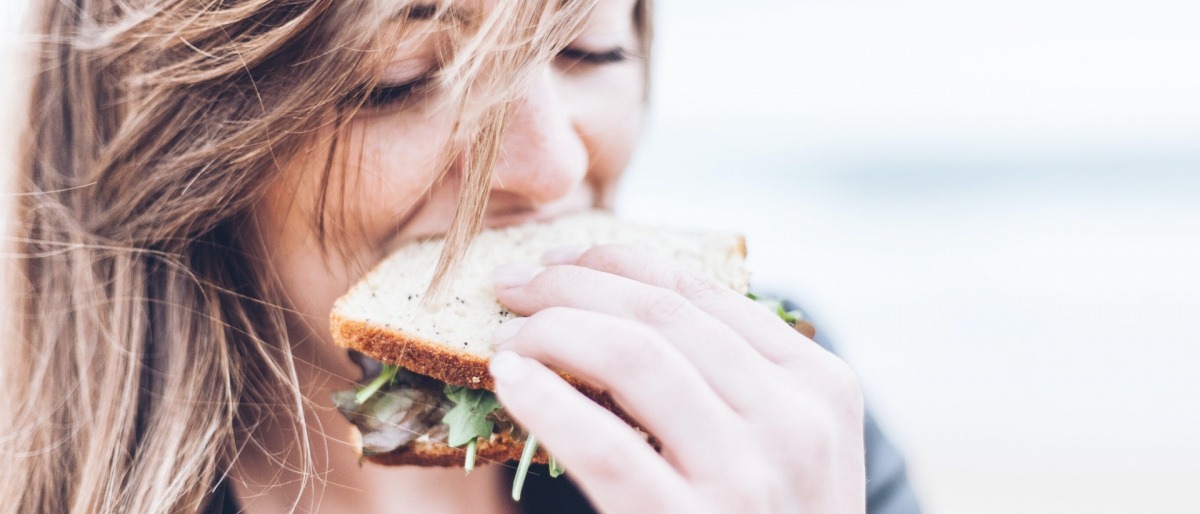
491,263,543,288
491,317,528,347
541,245,588,265
489,351,529,383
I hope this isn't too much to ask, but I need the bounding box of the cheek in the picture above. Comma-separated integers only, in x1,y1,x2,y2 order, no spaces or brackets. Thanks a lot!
253,110,455,342
338,108,455,245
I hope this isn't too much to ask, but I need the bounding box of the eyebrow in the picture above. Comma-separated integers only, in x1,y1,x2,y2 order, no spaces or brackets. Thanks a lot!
401,3,440,20
395,2,468,23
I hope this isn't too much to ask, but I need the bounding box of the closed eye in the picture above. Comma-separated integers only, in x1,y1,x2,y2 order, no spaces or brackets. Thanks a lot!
557,47,629,65
360,76,433,109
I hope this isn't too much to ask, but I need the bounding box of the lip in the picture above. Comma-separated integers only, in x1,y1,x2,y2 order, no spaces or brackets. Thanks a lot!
380,186,598,256
483,205,581,230
484,182,597,229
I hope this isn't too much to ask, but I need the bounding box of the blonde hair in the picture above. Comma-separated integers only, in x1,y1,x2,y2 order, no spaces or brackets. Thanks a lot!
0,0,652,512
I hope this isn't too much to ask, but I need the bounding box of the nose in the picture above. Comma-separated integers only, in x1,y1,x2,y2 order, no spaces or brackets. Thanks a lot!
488,67,588,205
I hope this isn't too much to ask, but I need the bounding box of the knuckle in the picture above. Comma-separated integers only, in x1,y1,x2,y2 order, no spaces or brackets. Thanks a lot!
635,290,693,324
672,270,725,302
597,325,664,376
825,357,864,406
572,432,653,486
542,262,589,286
805,355,865,425
520,308,565,341
767,413,840,480
772,338,811,369
572,440,624,481
517,308,582,356
531,305,575,325
581,243,632,267
705,465,774,513
791,350,863,402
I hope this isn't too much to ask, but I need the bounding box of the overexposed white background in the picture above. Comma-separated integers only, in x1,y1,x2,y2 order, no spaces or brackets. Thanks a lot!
620,2,1199,513
4,1,1198,513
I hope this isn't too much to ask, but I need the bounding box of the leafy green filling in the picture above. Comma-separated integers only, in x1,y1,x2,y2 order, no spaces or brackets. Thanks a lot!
442,384,503,474
512,435,539,501
548,454,565,478
439,384,559,498
349,291,802,499
355,364,399,405
747,292,806,325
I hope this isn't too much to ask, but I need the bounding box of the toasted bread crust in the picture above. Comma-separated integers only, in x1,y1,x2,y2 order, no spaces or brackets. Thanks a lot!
331,315,628,416
359,430,550,467
332,314,497,388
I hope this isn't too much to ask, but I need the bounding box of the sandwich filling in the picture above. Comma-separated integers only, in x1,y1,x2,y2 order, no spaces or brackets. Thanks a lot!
332,358,521,458
333,294,811,459
332,293,809,500
333,354,560,500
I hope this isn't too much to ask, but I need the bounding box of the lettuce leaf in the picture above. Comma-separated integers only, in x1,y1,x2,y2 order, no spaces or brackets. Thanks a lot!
748,292,807,325
442,384,503,448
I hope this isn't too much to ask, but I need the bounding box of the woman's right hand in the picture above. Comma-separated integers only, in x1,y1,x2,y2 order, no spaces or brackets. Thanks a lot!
488,244,866,513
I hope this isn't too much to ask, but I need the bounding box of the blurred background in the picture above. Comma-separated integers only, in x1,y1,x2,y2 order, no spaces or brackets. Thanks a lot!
3,0,1198,512
618,1,1199,513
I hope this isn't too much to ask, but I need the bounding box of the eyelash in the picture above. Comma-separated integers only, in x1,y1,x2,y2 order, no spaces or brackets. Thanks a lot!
557,47,629,65
359,47,629,110
361,77,431,109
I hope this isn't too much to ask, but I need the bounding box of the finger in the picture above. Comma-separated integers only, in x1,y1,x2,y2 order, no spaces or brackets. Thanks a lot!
546,244,822,365
488,351,692,513
492,263,775,411
493,308,746,475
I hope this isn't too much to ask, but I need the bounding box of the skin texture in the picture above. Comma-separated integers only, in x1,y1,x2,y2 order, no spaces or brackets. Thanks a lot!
243,0,867,511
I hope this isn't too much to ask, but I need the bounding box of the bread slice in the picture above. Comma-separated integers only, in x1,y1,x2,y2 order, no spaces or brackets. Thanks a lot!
330,210,749,466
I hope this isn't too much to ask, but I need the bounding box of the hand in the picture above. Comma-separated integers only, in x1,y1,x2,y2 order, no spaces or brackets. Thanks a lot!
488,244,866,513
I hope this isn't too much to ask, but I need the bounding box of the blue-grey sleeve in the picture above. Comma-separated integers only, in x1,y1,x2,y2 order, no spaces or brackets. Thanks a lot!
862,408,923,514
811,324,923,514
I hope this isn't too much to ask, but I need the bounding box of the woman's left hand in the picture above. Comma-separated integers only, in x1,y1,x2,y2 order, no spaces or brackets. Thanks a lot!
487,244,866,513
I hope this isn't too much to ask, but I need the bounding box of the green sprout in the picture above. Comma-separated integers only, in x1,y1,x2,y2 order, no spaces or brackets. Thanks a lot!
355,364,399,405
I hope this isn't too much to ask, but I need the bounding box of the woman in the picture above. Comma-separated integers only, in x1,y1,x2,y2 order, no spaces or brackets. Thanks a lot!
1,0,915,512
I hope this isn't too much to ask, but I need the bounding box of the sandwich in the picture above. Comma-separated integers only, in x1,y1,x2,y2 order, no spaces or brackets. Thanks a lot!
329,210,811,498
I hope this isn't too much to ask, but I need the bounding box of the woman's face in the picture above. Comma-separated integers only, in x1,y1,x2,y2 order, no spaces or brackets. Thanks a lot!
255,0,645,362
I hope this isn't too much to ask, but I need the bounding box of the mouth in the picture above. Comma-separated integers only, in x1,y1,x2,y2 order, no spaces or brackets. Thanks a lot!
384,185,599,255
483,184,598,229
